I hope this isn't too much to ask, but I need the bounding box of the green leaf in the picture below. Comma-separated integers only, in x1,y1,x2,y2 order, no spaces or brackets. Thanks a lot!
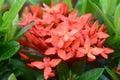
10,59,36,80
0,0,25,32
75,0,87,15
89,0,116,35
54,0,59,4
62,0,73,12
79,68,104,80
71,61,86,76
68,71,79,80
0,0,4,11
57,61,69,80
114,4,120,34
29,0,40,6
14,22,34,40
40,0,51,5
8,73,17,80
99,0,109,14
5,14,19,41
100,0,117,15
9,14,19,40
0,13,3,26
104,66,118,80
100,75,109,80
109,0,118,15
0,41,20,61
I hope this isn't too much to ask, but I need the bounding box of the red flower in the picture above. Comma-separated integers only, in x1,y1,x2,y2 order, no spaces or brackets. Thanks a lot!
18,1,114,79
29,58,61,80
51,21,78,48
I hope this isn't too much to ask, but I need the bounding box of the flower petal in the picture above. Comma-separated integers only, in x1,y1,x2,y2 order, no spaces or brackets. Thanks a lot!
19,53,29,60
84,36,90,49
100,52,108,59
76,51,85,58
27,63,35,68
97,39,106,47
97,32,109,38
38,38,48,48
104,48,114,54
51,33,59,47
18,39,40,51
69,29,79,36
57,49,67,60
50,59,61,67
42,3,52,13
31,61,44,69
43,58,50,63
44,66,53,80
79,33,85,46
71,39,80,50
25,32,33,43
80,13,93,24
77,48,86,55
69,10,78,19
58,38,64,48
87,53,96,61
63,35,69,41
89,21,98,36
98,24,106,32
87,57,96,61
44,48,56,55
91,47,104,55
63,40,73,48
66,52,74,60
90,35,97,45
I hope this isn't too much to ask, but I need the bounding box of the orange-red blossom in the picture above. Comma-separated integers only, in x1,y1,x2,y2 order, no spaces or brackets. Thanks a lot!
19,1,114,80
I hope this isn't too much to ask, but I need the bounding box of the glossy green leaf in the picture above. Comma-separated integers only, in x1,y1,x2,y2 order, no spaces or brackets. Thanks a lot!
105,66,118,80
0,41,20,61
100,0,117,15
8,73,17,80
14,22,34,40
62,0,73,12
10,59,36,80
57,61,69,80
0,0,25,32
114,4,120,34
0,0,4,11
79,68,104,80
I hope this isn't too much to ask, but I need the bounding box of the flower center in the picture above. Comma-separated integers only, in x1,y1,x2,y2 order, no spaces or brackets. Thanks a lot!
44,62,49,67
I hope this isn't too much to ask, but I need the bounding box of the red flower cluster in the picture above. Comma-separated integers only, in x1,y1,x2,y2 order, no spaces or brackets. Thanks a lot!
19,2,114,80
